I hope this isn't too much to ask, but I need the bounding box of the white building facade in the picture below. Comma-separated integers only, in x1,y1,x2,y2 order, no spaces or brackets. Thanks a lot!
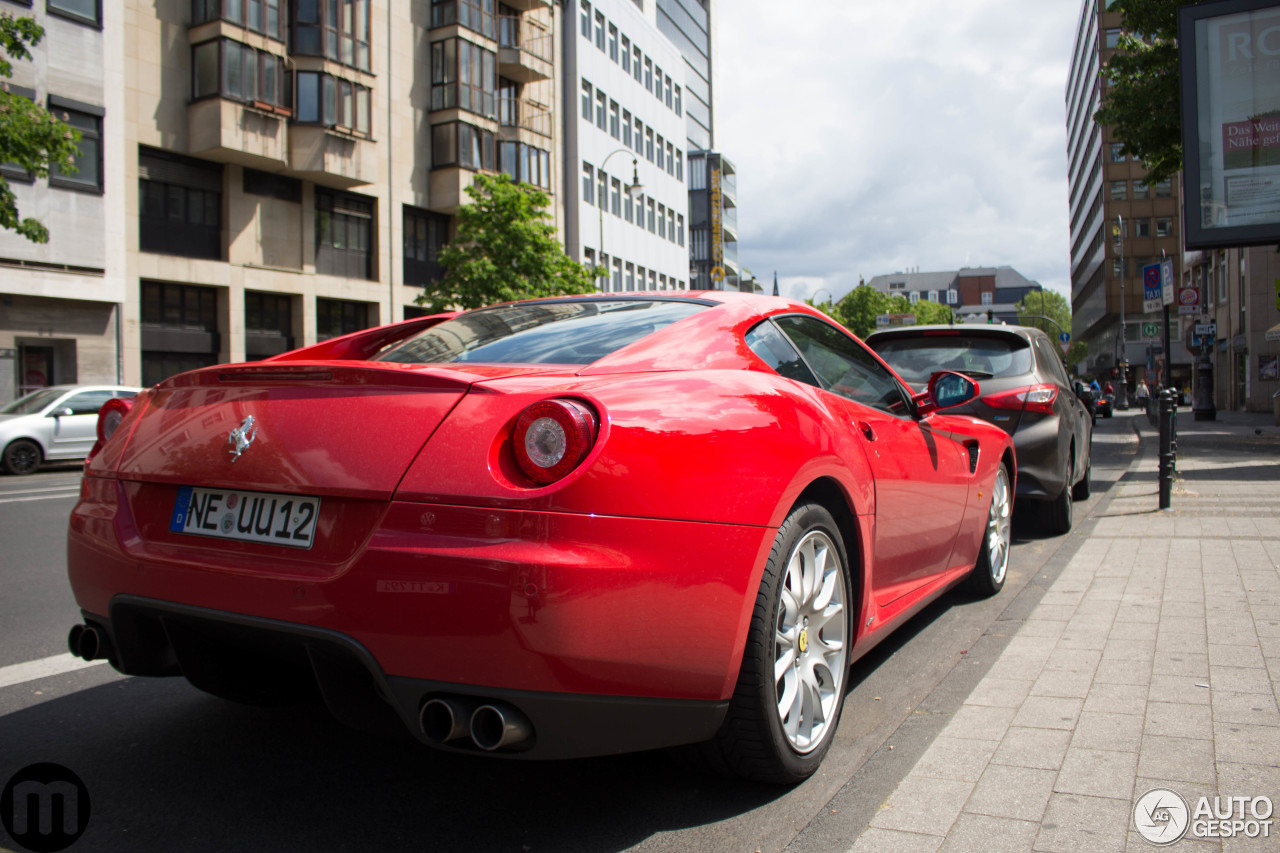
564,0,689,292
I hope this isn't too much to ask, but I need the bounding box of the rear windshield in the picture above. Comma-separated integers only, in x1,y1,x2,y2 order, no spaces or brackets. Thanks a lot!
376,299,708,365
870,334,1033,385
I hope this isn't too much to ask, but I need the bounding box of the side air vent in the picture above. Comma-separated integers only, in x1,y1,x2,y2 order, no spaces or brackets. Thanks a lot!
965,442,979,474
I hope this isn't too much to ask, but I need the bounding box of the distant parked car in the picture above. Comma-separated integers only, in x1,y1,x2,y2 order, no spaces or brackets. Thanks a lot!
1,385,141,474
866,324,1092,535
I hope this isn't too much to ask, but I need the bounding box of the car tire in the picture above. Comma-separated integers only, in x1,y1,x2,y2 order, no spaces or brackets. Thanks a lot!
1071,462,1091,501
694,502,851,784
1042,457,1074,536
968,463,1011,597
2,439,42,475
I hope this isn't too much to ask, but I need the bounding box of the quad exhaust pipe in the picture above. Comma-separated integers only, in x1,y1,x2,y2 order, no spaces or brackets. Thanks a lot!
419,696,533,751
67,623,113,662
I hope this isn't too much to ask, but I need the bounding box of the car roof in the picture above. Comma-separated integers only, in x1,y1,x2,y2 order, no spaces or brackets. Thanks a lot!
865,323,1050,343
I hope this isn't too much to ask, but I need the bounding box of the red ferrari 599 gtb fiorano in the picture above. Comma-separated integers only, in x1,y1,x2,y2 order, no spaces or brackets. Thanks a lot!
67,293,1014,784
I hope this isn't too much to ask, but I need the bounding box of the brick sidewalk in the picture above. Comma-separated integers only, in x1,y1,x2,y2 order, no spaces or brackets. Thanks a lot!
844,411,1280,852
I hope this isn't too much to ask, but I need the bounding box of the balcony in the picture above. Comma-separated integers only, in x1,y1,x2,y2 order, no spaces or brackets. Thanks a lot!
188,98,289,171
499,96,552,139
428,167,478,215
498,0,551,10
498,15,552,83
289,126,376,188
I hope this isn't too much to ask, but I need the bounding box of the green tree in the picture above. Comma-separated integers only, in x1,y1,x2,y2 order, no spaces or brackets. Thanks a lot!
1093,0,1201,184
811,286,955,338
416,173,602,313
1014,289,1087,370
0,14,83,243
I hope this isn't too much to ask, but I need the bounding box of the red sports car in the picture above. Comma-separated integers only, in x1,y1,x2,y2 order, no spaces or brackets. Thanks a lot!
66,293,1014,784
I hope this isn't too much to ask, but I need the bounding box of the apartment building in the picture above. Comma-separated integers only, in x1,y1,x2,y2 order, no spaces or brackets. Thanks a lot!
863,267,1046,326
0,0,117,400
564,0,689,291
1,0,562,393
1065,0,1191,392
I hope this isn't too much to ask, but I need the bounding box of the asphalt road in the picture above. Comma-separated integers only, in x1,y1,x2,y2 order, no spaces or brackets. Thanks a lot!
0,416,1141,853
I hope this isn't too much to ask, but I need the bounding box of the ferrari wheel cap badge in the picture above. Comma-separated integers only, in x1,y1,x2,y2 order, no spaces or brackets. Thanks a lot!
228,415,258,462
798,628,809,655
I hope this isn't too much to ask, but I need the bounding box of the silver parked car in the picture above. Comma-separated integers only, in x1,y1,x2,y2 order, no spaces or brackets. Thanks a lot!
1,385,141,475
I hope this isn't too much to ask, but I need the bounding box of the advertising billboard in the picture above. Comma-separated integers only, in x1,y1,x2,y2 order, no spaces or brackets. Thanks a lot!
1180,0,1280,249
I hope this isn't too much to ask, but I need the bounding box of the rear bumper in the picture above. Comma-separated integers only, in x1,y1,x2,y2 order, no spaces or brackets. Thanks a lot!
82,597,727,759
1011,416,1067,500
67,477,769,757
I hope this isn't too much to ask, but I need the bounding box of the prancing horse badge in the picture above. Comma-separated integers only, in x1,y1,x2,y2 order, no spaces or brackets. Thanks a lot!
228,415,257,462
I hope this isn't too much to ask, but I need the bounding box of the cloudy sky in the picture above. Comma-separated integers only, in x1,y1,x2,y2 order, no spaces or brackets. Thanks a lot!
715,0,1083,303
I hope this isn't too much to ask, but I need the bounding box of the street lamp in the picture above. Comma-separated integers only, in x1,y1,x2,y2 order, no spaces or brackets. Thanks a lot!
598,149,643,291
812,288,832,305
1112,215,1129,410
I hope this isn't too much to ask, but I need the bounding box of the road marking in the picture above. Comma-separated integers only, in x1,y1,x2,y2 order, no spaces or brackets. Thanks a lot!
0,491,79,505
0,653,108,690
0,484,83,497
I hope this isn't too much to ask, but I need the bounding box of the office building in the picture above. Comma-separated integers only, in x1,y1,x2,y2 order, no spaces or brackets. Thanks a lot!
863,267,1045,326
1065,0,1190,392
564,0,689,291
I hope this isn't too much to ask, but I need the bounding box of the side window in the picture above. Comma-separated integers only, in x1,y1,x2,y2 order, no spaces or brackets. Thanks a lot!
744,321,819,386
774,315,909,415
63,391,116,415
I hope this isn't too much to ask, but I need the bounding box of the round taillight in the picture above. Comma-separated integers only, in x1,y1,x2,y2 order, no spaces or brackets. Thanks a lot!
97,396,134,443
512,399,598,485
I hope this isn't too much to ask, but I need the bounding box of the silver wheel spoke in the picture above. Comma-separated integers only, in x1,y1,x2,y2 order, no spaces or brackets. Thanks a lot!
773,527,849,754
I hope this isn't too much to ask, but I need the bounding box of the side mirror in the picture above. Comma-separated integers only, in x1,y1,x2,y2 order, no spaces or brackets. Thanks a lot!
49,407,74,418
913,371,978,416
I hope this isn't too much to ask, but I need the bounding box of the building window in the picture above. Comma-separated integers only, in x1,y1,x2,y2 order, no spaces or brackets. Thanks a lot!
623,185,634,223
431,121,494,170
193,0,286,41
633,193,645,229
644,56,652,92
608,23,617,61
48,0,101,27
499,140,549,189
1154,180,1172,197
245,291,294,358
645,127,654,162
582,162,594,205
947,289,958,305
430,0,496,40
49,101,102,192
192,40,291,113
632,45,642,83
666,142,675,176
140,281,219,387
315,189,375,279
581,80,592,120
1133,180,1149,199
597,170,607,213
646,197,655,232
674,84,681,116
579,0,590,38
293,0,371,71
610,177,620,216
654,133,664,170
1110,180,1126,200
295,71,370,135
594,10,604,50
980,291,993,305
927,290,938,302
665,76,673,109
1109,142,1125,162
653,66,662,101
612,257,622,291
632,117,643,155
404,206,449,286
621,34,630,73
625,262,634,290
431,39,496,119
676,149,682,182
677,213,684,247
909,291,920,303
621,108,632,147
657,202,666,238
667,208,675,243
888,281,905,290
1105,28,1121,48
138,147,222,259
609,100,619,139
1135,219,1151,237
317,298,373,340
595,89,606,130
1155,218,1173,237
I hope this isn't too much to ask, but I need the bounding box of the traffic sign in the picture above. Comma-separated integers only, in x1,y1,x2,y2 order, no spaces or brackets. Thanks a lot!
1143,263,1163,313
1058,332,1071,343
1141,322,1160,340
1161,260,1175,306
1195,322,1217,336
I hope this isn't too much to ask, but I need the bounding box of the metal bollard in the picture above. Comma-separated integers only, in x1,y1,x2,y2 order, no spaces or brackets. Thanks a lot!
1158,388,1175,509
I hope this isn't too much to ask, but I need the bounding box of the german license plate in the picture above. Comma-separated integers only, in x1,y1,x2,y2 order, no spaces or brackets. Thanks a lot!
170,487,320,549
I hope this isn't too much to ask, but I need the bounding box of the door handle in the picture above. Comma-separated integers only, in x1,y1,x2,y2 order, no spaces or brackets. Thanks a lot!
856,421,876,442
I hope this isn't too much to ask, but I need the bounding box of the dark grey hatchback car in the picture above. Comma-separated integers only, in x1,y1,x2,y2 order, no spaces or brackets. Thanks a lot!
866,324,1092,535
